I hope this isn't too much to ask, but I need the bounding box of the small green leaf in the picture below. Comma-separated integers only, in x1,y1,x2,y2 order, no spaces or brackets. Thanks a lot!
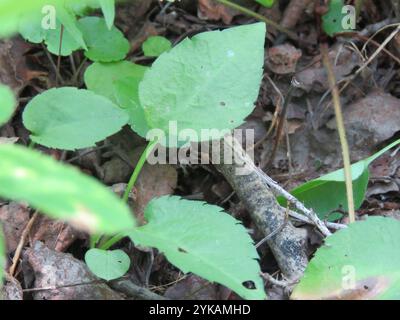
0,144,136,234
128,196,266,300
255,0,275,8
78,16,129,62
139,23,266,146
44,19,82,56
85,248,130,281
23,87,129,150
279,139,400,221
322,0,346,36
142,36,172,57
0,84,16,126
99,0,115,29
293,217,400,300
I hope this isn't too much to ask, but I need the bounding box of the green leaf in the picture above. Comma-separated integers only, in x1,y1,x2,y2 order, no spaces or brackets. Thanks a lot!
138,23,266,146
85,248,130,281
279,139,400,221
0,144,136,234
99,0,115,29
322,0,346,36
0,84,16,126
23,87,129,150
78,16,129,62
128,196,266,300
142,36,172,57
84,61,150,136
84,61,147,103
114,77,151,137
0,0,62,37
45,19,82,56
56,4,87,50
255,0,276,8
18,3,84,56
293,217,400,300
18,10,46,44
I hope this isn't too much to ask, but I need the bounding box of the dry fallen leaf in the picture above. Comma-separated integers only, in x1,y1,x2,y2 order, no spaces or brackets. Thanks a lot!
198,0,239,24
29,215,84,252
267,44,302,75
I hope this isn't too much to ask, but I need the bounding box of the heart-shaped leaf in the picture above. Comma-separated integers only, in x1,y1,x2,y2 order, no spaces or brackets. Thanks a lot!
0,84,16,126
23,87,129,150
0,144,136,234
128,196,266,300
138,23,266,146
292,217,400,300
85,248,130,281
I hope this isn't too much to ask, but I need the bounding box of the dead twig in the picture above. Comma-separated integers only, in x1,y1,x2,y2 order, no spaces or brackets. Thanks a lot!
9,211,39,277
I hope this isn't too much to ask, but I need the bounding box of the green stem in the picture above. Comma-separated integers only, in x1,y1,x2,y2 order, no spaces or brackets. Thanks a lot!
122,139,158,203
99,233,125,251
90,234,102,249
214,0,300,42
91,140,158,251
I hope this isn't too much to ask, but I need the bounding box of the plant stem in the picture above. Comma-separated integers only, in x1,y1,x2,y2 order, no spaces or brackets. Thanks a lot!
122,139,158,203
99,232,125,251
321,43,355,223
214,0,300,42
94,140,158,251
90,234,102,249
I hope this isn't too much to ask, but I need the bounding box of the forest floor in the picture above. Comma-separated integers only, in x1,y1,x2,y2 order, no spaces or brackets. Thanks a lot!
1,0,400,300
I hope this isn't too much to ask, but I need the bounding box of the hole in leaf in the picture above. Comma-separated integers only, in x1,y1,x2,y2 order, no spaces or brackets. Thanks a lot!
220,101,226,106
242,281,256,290
178,247,188,253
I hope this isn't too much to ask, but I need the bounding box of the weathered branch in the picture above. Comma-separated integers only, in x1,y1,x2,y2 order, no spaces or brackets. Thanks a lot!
213,136,308,280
